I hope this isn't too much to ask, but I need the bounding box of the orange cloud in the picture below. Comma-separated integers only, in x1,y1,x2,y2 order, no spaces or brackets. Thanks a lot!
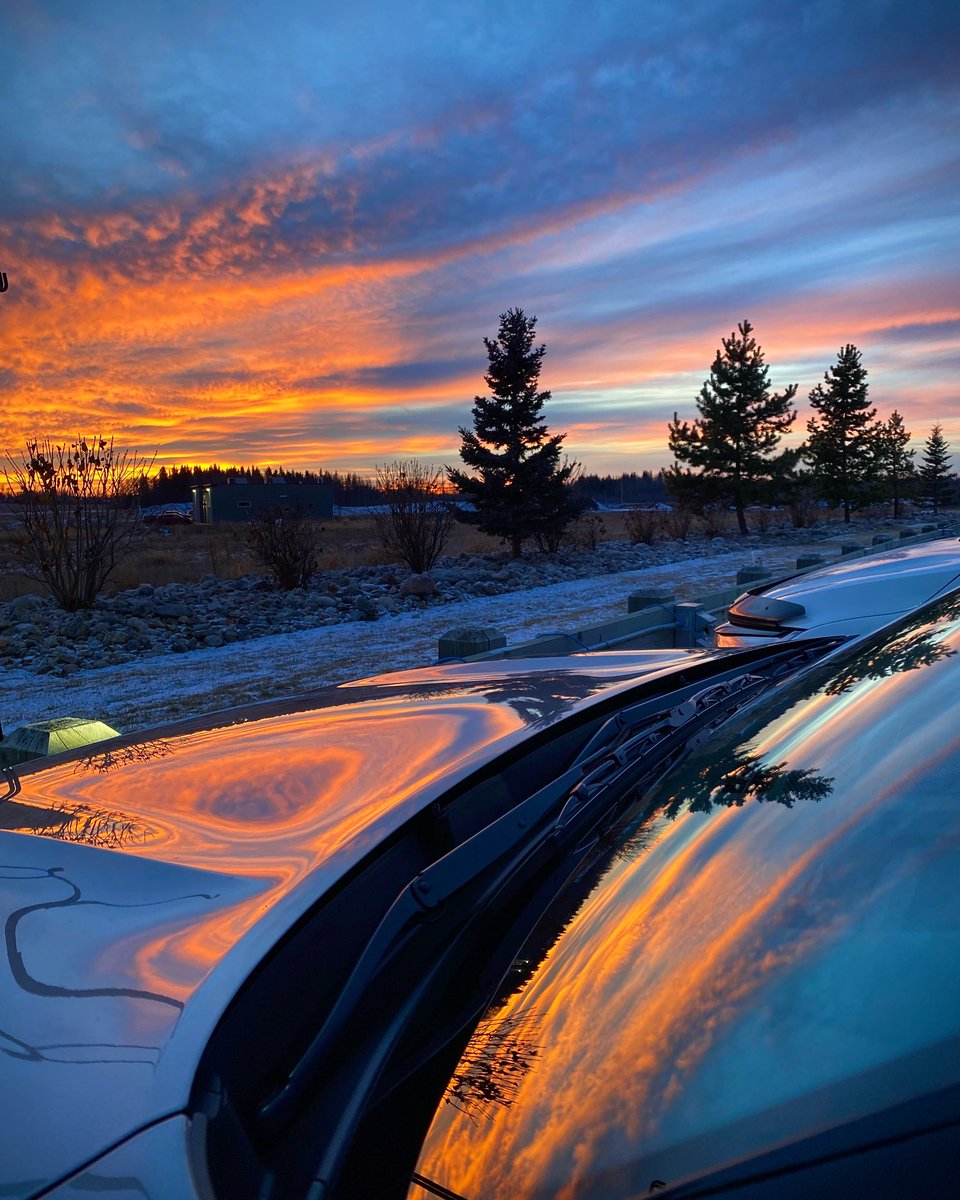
2,151,956,474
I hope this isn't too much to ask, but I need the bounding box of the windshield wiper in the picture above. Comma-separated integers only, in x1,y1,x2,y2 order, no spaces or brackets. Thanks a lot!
256,642,831,1194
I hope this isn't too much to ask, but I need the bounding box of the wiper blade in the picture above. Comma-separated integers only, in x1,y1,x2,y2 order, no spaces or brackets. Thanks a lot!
256,641,832,1191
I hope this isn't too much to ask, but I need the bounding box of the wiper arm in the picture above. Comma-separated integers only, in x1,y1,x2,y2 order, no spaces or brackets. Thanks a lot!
256,642,831,1191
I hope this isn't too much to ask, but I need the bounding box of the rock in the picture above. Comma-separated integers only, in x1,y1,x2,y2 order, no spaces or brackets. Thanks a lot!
9,594,45,614
355,597,379,620
61,614,88,639
154,602,191,618
399,573,438,598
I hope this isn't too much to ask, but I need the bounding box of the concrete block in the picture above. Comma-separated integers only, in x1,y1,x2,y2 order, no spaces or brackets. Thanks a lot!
899,526,922,539
736,567,770,586
796,554,824,569
576,609,671,647
839,542,861,555
627,591,675,613
872,534,894,545
673,602,704,648
438,627,506,659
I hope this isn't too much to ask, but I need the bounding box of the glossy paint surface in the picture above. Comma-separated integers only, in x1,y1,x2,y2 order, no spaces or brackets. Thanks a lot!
413,592,960,1198
0,650,702,1199
717,537,960,646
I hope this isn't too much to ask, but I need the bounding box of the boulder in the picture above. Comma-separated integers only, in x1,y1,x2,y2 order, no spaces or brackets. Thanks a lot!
399,573,438,598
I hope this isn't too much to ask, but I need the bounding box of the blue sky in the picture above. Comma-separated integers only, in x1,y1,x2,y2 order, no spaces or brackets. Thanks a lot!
1,0,957,473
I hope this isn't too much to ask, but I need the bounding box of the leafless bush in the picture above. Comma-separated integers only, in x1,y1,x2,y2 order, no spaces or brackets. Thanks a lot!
699,507,730,538
373,460,454,574
625,507,662,545
752,506,773,533
5,435,153,611
664,506,693,541
569,510,606,551
247,505,321,589
789,493,818,528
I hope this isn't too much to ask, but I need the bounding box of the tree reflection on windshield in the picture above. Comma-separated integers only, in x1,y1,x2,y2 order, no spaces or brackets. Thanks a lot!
824,624,958,696
662,748,834,821
443,1010,542,1125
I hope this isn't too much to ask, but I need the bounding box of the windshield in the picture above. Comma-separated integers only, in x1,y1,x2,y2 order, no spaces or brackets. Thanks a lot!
411,588,960,1198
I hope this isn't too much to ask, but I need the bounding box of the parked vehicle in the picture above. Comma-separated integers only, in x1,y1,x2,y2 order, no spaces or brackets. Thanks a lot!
411,585,960,1199
2,582,959,1198
140,502,194,524
715,536,960,646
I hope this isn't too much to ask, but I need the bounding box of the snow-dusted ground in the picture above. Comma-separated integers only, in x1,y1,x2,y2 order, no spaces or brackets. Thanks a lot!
0,539,846,736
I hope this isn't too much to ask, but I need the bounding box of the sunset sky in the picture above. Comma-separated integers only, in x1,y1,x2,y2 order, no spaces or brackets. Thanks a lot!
1,0,958,477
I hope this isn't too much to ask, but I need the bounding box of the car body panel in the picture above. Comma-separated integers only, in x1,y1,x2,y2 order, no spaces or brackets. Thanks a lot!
0,649,711,1199
39,1117,198,1200
716,536,960,646
413,589,960,1198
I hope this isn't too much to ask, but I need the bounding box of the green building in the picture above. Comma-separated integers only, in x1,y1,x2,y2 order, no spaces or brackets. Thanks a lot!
191,482,334,523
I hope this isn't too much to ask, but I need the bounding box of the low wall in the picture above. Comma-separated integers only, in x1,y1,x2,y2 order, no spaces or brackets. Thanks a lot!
437,520,958,662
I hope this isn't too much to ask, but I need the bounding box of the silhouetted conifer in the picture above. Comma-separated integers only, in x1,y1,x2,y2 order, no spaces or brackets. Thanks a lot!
667,320,797,534
448,308,582,556
802,344,876,523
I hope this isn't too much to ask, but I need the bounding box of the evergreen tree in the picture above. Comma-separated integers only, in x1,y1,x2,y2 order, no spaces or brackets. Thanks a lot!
874,410,915,518
802,344,875,523
920,422,952,513
448,307,582,557
667,320,797,535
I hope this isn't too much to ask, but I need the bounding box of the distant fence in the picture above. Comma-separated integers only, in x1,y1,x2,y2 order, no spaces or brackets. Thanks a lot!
436,521,958,662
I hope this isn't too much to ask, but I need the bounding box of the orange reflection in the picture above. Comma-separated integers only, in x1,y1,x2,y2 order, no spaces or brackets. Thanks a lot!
416,622,960,1196
11,693,524,1004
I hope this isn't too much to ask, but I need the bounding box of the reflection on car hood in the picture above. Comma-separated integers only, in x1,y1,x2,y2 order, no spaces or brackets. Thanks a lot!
751,537,960,621
0,649,705,1200
413,591,960,1199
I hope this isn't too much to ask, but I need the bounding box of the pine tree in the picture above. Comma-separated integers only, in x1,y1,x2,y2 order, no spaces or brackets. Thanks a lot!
448,308,581,557
874,410,915,519
802,344,875,523
667,320,797,535
920,422,952,513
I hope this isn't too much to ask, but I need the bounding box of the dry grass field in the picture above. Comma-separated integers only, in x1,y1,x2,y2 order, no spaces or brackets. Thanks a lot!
0,515,507,601
0,505,909,603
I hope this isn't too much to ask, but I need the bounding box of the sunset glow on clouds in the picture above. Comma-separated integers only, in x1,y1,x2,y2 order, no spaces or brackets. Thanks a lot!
1,1,958,474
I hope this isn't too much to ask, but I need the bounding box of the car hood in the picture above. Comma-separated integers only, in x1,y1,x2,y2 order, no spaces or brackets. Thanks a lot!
0,649,705,1199
413,590,960,1198
759,537,960,624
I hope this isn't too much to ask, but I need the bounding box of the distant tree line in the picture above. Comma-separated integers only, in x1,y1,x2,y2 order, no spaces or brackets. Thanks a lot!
137,455,668,518
577,470,669,506
139,463,381,506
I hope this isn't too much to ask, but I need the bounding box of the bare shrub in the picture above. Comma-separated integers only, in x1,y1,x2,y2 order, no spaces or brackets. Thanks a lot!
247,506,321,589
5,435,153,611
625,507,662,545
663,506,693,541
789,493,818,529
752,506,773,533
699,507,730,538
569,510,606,551
373,460,454,574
